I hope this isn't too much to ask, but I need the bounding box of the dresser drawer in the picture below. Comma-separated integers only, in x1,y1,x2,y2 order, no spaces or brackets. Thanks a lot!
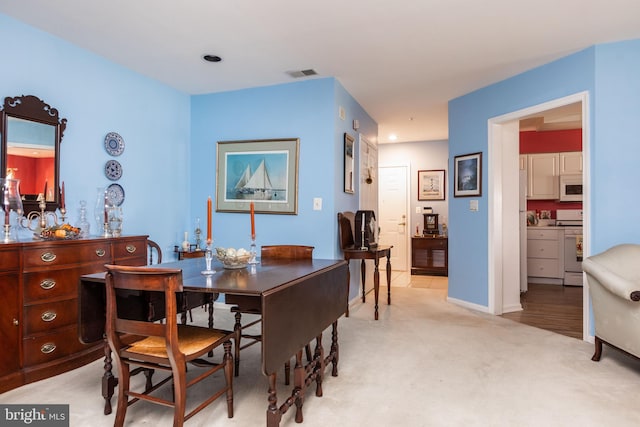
23,264,107,304
24,299,78,335
22,325,88,367
113,238,147,264
23,242,111,269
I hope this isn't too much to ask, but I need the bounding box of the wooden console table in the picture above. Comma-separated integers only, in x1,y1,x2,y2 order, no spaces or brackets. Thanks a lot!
342,245,393,320
411,236,448,276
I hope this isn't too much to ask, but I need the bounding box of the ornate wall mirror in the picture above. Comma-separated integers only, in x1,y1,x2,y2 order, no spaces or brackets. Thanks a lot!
0,95,66,215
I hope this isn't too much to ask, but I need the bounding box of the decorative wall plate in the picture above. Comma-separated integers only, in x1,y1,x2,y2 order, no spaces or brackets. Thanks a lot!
104,160,123,181
106,183,125,206
104,132,125,156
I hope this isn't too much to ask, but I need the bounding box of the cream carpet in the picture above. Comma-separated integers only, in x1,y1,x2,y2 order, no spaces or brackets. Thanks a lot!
3,282,640,426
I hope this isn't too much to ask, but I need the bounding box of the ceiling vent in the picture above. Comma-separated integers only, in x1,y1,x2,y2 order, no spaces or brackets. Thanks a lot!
287,69,318,78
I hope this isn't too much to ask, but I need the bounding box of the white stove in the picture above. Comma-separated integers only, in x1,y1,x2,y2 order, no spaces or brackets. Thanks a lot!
556,210,583,286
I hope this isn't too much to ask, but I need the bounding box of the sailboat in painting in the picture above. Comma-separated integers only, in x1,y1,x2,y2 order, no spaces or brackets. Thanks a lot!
234,160,274,200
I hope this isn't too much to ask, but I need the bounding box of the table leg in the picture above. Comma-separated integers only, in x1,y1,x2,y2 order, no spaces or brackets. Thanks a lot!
267,373,282,427
345,259,351,317
373,256,380,320
330,321,339,377
360,259,366,302
386,253,392,305
294,351,305,423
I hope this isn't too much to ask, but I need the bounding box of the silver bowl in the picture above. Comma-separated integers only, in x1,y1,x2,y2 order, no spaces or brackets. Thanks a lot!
215,248,251,269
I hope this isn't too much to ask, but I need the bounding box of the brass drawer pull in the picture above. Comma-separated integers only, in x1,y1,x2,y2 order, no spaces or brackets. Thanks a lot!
41,311,57,322
95,249,106,257
126,244,137,254
41,252,57,263
41,343,56,354
40,279,56,290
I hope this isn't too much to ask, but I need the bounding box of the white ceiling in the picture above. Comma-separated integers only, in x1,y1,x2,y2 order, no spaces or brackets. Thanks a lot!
2,1,639,143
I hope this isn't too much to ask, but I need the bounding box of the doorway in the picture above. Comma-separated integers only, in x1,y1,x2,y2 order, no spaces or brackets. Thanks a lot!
488,92,590,341
378,165,409,271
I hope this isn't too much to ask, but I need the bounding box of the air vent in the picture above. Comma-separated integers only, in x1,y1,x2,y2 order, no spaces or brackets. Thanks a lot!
287,69,318,78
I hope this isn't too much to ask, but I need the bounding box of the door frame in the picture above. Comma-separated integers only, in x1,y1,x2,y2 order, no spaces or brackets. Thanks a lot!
487,91,591,341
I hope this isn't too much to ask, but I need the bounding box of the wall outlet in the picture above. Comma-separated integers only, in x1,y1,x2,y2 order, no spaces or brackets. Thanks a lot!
313,197,322,210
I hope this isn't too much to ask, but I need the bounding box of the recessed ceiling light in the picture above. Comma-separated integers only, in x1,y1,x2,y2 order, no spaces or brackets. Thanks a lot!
203,55,222,63
389,134,398,141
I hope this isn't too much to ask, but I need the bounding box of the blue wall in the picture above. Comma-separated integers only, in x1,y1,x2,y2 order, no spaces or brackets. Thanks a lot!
191,78,340,259
449,40,640,308
1,13,377,286
0,14,191,253
448,48,596,307
189,79,377,301
591,39,640,253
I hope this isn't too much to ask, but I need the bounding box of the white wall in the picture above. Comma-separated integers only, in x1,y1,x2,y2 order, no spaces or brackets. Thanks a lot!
378,140,449,234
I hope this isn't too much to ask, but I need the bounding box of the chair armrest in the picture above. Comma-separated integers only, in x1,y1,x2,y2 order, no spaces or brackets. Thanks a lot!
583,258,640,301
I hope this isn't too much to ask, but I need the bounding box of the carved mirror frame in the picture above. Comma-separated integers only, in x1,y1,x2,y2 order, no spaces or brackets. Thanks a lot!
1,95,66,215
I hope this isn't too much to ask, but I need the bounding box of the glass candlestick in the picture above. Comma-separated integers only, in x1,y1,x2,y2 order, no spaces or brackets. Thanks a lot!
201,240,216,275
2,178,24,243
248,235,259,264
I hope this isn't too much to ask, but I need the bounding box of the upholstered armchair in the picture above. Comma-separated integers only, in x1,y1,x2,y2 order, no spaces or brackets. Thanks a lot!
582,244,640,362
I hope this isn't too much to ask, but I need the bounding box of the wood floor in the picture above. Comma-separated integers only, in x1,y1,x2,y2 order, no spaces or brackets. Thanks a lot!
501,283,583,339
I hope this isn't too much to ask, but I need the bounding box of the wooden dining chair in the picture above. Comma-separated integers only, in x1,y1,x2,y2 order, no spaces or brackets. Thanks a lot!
104,264,236,427
147,239,163,264
229,245,314,383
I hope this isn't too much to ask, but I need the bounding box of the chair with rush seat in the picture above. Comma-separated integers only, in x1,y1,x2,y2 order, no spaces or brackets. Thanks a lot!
104,264,236,427
228,245,314,383
582,244,640,363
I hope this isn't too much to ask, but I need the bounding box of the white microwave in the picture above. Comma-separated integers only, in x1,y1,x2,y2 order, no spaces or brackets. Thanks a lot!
559,174,583,202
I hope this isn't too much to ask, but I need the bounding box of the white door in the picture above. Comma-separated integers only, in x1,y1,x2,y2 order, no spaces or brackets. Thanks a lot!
378,166,408,271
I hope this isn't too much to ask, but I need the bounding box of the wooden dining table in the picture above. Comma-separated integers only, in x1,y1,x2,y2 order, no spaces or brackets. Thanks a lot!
78,256,349,427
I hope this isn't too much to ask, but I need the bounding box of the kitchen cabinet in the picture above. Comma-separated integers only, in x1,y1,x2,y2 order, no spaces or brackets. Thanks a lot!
527,228,564,285
526,153,559,200
559,151,582,175
0,235,148,394
411,236,448,276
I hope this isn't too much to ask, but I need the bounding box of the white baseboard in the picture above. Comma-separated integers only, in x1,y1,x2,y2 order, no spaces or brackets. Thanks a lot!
447,296,491,314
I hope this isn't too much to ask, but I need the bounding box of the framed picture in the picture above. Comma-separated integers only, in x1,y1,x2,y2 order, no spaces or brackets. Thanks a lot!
216,138,299,214
418,169,445,201
344,133,355,194
454,152,482,197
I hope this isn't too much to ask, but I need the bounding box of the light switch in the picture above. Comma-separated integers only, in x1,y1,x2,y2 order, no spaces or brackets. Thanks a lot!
415,207,422,214
313,198,322,211
470,200,479,211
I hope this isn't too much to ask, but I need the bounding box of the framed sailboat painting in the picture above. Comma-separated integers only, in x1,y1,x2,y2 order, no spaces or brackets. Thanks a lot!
216,138,299,214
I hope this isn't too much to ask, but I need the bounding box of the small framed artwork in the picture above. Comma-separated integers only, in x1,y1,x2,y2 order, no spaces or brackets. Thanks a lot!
344,133,355,194
454,152,482,197
216,138,299,214
418,169,445,201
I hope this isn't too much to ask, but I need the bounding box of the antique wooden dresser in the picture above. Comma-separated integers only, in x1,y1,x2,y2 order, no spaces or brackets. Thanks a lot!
0,235,148,394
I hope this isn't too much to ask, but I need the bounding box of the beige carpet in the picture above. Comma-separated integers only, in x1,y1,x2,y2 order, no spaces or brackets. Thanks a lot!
3,284,640,426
